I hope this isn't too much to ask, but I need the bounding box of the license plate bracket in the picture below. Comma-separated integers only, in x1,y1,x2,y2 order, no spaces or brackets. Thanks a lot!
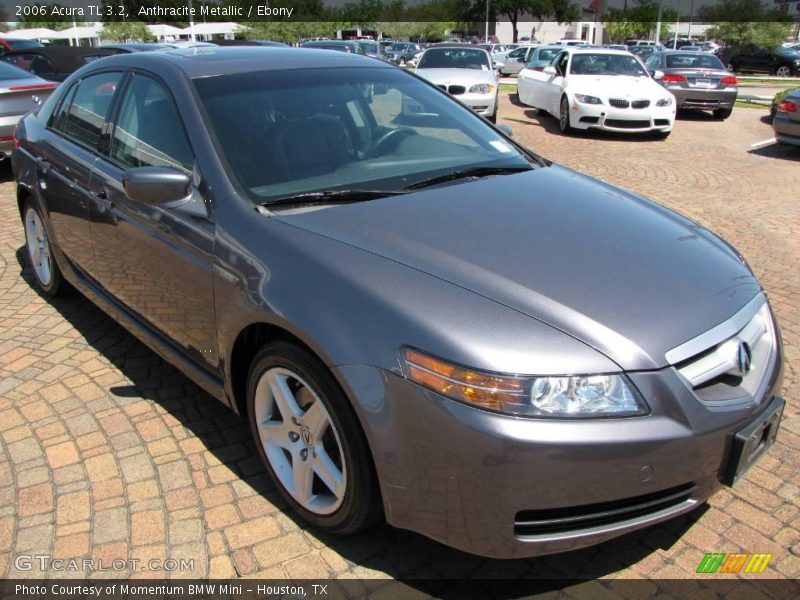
721,396,784,486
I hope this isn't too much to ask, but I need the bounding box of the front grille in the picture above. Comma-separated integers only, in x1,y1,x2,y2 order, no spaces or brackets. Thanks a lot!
604,119,651,129
448,85,466,95
609,98,629,108
667,295,776,404
632,99,651,109
514,483,696,537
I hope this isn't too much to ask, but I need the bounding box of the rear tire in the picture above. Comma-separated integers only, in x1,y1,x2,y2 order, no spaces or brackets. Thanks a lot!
713,107,733,120
775,65,791,78
23,199,69,297
247,341,381,535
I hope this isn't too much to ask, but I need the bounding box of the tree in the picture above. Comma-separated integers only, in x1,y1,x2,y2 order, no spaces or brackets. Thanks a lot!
99,21,154,42
603,0,675,43
486,0,580,43
699,0,793,50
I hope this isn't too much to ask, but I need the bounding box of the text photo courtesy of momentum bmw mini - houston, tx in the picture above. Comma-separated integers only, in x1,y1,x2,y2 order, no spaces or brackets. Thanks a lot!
0,0,798,598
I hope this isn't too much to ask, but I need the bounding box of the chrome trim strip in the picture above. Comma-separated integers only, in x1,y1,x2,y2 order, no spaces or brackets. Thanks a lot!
665,292,765,365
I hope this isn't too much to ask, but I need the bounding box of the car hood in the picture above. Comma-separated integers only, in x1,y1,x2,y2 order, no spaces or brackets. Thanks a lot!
415,68,496,85
274,165,760,371
571,75,668,99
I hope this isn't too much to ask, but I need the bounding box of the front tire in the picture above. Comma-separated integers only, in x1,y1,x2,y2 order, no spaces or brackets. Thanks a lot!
713,107,733,120
559,96,573,134
247,341,380,535
23,199,68,297
775,65,791,77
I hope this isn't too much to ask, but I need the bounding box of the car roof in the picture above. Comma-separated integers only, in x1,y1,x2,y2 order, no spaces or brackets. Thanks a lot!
426,44,489,51
77,47,391,79
565,48,633,55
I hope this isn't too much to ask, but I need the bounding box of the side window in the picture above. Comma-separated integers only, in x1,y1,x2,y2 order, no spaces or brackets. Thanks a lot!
646,54,660,72
62,71,123,148
557,53,569,75
111,74,194,173
50,83,78,133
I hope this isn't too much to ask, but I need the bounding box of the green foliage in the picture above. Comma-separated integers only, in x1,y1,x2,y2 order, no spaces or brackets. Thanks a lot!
700,0,792,50
99,21,154,42
484,0,581,42
603,0,675,42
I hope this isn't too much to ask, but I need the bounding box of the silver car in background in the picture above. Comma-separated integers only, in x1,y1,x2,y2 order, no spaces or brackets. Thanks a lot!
0,61,55,160
773,88,800,146
647,50,738,119
415,44,500,122
499,45,538,76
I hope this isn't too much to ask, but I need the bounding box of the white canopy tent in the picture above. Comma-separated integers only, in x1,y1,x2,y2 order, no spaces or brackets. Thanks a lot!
178,22,248,41
48,25,102,46
2,28,60,41
148,24,184,42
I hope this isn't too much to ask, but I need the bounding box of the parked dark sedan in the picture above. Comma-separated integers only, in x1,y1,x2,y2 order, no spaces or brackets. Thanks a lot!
385,42,422,65
646,51,738,119
0,47,118,82
299,40,365,55
773,87,800,147
13,48,784,559
728,45,800,77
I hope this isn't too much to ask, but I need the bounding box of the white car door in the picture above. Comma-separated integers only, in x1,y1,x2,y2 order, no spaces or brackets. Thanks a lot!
542,51,570,116
517,49,551,107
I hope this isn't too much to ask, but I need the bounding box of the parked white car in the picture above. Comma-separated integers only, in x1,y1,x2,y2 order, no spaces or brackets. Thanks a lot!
518,48,676,137
415,44,500,122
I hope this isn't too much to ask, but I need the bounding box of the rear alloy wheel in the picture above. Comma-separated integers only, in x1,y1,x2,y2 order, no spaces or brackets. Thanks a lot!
559,96,573,134
775,65,791,77
23,200,69,297
726,63,736,72
247,342,380,534
713,107,733,120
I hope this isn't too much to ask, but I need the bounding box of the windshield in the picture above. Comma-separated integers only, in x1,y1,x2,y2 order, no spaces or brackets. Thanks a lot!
665,54,725,69
388,44,408,52
304,43,352,53
527,48,560,68
195,67,532,205
360,41,379,55
418,48,491,70
5,40,44,51
570,53,648,76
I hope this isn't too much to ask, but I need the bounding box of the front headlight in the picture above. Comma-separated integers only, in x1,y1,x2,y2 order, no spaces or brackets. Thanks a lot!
401,348,648,418
468,83,495,94
574,94,603,105
656,97,673,106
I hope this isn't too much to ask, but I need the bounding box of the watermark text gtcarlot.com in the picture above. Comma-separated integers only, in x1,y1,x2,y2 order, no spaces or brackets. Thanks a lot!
14,554,194,572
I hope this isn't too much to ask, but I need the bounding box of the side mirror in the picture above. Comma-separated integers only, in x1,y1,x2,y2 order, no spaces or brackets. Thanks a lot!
493,60,505,69
123,166,191,205
653,70,664,80
496,124,513,137
543,65,557,75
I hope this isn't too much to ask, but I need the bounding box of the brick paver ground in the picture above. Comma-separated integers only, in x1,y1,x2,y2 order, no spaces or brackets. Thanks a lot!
0,94,797,585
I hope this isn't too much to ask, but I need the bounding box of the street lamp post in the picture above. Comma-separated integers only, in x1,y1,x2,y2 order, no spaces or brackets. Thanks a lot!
485,0,489,42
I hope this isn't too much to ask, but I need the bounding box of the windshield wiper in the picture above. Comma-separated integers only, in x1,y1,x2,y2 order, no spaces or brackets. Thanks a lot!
402,166,532,191
263,189,407,208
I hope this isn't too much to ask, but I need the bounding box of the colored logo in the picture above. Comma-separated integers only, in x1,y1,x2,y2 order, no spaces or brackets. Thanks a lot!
696,552,772,574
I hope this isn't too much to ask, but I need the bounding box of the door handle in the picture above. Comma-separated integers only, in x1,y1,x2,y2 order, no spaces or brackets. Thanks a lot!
90,189,112,211
37,159,50,176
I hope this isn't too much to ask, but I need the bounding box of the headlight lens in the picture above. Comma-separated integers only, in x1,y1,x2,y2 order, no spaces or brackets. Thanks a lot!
574,94,603,105
468,84,495,94
402,348,648,418
656,97,673,106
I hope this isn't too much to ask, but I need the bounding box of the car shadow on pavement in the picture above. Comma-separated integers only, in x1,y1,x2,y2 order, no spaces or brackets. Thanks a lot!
15,245,700,584
748,142,800,161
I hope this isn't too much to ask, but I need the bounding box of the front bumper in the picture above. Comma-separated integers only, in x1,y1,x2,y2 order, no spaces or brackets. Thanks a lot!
452,92,497,117
571,100,675,133
668,86,737,110
336,348,783,558
773,113,800,147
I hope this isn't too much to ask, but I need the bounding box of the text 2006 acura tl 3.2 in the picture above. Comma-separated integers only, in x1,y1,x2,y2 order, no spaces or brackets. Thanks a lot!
13,48,784,559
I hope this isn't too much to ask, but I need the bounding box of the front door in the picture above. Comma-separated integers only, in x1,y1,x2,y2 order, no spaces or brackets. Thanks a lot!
88,72,218,371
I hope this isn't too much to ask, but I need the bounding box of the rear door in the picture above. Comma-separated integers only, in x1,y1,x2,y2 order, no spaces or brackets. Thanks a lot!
88,72,218,370
36,70,124,275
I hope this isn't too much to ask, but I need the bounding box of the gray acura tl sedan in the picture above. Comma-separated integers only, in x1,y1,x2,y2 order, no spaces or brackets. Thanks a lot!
13,48,784,559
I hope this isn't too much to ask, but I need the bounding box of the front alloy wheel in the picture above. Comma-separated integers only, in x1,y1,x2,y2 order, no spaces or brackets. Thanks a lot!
775,65,791,77
559,96,573,134
247,342,380,534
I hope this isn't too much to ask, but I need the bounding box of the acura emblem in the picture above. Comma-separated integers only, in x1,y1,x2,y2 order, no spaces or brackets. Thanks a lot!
736,342,752,377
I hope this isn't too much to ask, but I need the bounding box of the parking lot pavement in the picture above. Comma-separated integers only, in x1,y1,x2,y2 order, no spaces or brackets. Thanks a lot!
0,94,798,585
